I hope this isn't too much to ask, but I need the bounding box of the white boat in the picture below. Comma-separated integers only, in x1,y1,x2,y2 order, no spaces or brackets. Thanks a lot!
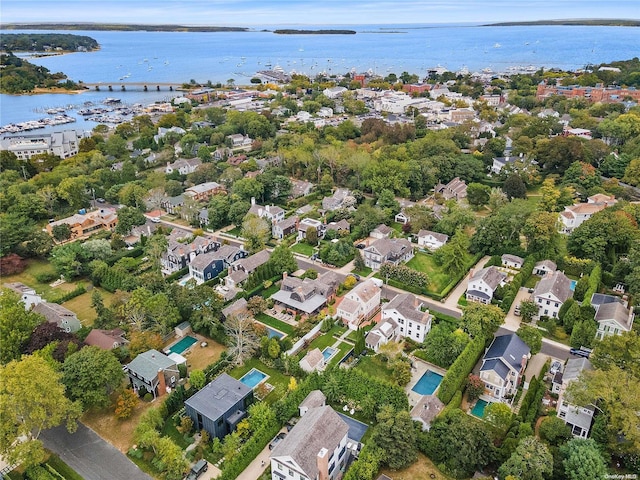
494,43,501,48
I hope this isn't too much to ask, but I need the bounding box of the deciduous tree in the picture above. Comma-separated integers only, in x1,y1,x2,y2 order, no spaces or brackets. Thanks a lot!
225,312,259,366
0,289,44,364
561,438,607,480
370,406,417,470
498,436,553,480
517,325,543,354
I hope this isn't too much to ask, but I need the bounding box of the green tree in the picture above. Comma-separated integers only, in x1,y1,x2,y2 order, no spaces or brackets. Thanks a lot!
232,178,264,201
269,244,298,273
498,436,553,480
484,402,513,436
115,206,146,235
461,302,505,339
436,229,470,276
56,176,89,209
503,173,527,200
0,289,45,364
539,416,572,446
517,325,543,354
466,182,491,209
0,355,81,468
306,226,318,246
422,325,469,368
561,438,607,480
189,369,206,390
118,183,147,208
518,299,539,323
51,223,72,242
62,346,125,409
354,327,365,355
523,211,562,258
569,320,597,349
590,331,640,379
370,406,417,470
538,178,562,212
207,194,231,229
241,214,271,253
465,374,485,401
354,250,366,271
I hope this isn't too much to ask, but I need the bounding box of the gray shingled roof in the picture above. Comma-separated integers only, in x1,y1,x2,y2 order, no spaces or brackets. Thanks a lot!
300,390,326,410
532,271,573,303
383,293,431,325
417,230,449,243
470,266,506,290
595,302,632,330
270,406,348,478
127,350,177,383
563,358,593,382
184,373,252,421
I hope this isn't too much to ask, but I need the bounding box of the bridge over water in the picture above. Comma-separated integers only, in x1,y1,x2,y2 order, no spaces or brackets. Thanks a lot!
80,82,184,92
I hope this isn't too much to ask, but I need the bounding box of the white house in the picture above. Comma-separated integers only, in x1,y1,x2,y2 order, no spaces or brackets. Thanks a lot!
554,358,595,438
363,238,414,271
297,218,325,241
381,292,433,343
370,224,393,239
337,279,381,330
365,318,399,352
479,334,530,402
323,86,348,99
299,348,326,373
248,197,285,224
559,194,617,234
591,294,634,340
533,260,557,276
417,230,449,251
466,266,507,305
165,158,201,175
501,254,524,270
4,282,43,310
531,271,573,319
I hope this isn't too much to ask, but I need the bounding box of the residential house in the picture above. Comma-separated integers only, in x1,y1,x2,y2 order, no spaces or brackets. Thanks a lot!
174,321,192,338
184,182,225,202
165,158,201,175
32,302,82,333
411,395,445,431
591,295,634,340
160,195,184,215
222,298,249,320
479,334,530,402
299,348,327,373
323,86,348,98
534,260,557,276
363,238,414,271
184,373,254,441
337,279,382,330
4,282,42,309
325,219,351,236
381,292,433,343
248,198,286,224
466,266,507,305
225,249,271,290
434,177,467,201
531,271,574,319
270,271,340,315
188,245,247,285
46,208,118,241
227,133,253,150
270,405,349,480
126,349,179,399
212,147,232,161
322,188,352,211
370,224,393,239
417,230,449,251
297,218,325,241
394,199,416,225
299,390,326,417
273,216,299,240
365,317,399,352
554,358,595,438
491,156,518,174
154,126,186,144
289,179,314,199
1,129,86,160
502,254,524,270
559,194,617,234
160,229,220,274
84,328,127,350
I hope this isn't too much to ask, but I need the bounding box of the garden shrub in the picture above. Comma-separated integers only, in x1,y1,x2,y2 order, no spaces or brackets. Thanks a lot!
437,336,486,405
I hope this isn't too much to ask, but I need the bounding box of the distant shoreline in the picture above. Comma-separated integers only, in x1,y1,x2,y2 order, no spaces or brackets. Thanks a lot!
484,19,640,27
0,23,249,32
273,29,356,35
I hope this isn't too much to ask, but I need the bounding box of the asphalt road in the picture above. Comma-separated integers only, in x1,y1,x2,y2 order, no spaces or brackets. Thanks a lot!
41,423,153,480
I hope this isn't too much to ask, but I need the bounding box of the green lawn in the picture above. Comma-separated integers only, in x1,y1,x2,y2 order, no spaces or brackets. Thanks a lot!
355,355,395,384
305,325,343,352
62,288,114,326
524,275,540,289
161,415,195,450
226,226,243,237
327,342,352,369
255,313,295,335
351,266,372,277
228,358,290,404
1,258,81,301
406,252,461,293
290,242,315,256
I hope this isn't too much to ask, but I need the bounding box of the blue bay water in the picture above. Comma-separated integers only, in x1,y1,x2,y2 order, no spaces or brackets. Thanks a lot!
1,24,639,127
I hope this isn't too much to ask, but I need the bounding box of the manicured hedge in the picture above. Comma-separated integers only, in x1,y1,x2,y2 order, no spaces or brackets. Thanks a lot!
165,267,189,283
105,246,143,266
500,256,535,313
441,390,463,417
217,423,280,480
581,263,602,307
51,284,86,304
437,336,486,405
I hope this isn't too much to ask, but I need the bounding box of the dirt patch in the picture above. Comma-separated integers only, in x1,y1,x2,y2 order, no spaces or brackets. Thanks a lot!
82,395,157,453
380,453,452,480
181,337,226,371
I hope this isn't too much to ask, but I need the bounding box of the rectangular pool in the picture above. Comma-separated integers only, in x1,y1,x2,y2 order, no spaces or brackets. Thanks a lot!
411,370,444,396
266,327,285,339
322,347,337,361
570,280,577,291
239,368,268,388
471,399,490,418
167,335,197,355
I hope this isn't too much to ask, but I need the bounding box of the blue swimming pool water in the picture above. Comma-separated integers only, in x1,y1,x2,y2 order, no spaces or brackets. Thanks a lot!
322,347,337,361
471,399,490,418
167,336,197,355
570,280,577,291
266,327,285,339
239,368,268,388
411,370,444,395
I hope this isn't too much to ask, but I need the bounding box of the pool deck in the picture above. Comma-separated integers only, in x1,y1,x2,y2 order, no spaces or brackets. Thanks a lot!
406,357,447,408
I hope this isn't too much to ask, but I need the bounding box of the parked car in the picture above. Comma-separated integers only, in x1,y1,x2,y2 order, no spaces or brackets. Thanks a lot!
356,243,366,249
549,360,563,375
569,347,592,358
185,459,208,480
269,432,287,450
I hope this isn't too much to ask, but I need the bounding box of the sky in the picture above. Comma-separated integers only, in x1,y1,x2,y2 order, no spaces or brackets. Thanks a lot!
1,0,639,26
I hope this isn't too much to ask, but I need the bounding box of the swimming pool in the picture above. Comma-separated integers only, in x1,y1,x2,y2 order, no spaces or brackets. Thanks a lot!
570,280,577,291
411,370,444,395
239,368,268,388
266,327,285,339
322,347,337,361
471,399,490,418
167,335,197,355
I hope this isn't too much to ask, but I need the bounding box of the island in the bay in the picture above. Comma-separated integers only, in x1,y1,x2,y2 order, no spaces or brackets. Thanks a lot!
273,29,356,35
485,19,640,26
0,33,99,53
0,23,249,32
0,52,82,94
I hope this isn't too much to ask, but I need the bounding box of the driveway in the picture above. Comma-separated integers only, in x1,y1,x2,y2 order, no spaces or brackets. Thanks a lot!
41,423,153,480
441,255,491,310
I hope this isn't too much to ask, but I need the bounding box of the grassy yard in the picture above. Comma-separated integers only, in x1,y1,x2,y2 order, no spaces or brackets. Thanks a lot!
255,313,295,336
380,453,453,480
161,415,195,450
62,287,114,326
406,252,460,293
290,242,315,256
351,266,373,277
228,358,290,404
305,325,343,352
7,452,84,480
327,342,352,369
524,274,540,289
0,258,80,301
226,226,243,237
181,338,226,372
355,354,395,384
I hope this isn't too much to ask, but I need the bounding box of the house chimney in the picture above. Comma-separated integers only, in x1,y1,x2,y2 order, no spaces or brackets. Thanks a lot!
316,448,329,480
228,266,232,275
521,354,528,372
283,272,288,280
251,197,256,205
157,368,167,397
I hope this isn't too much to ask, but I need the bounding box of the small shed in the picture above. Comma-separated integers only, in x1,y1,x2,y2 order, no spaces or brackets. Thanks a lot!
175,321,192,338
